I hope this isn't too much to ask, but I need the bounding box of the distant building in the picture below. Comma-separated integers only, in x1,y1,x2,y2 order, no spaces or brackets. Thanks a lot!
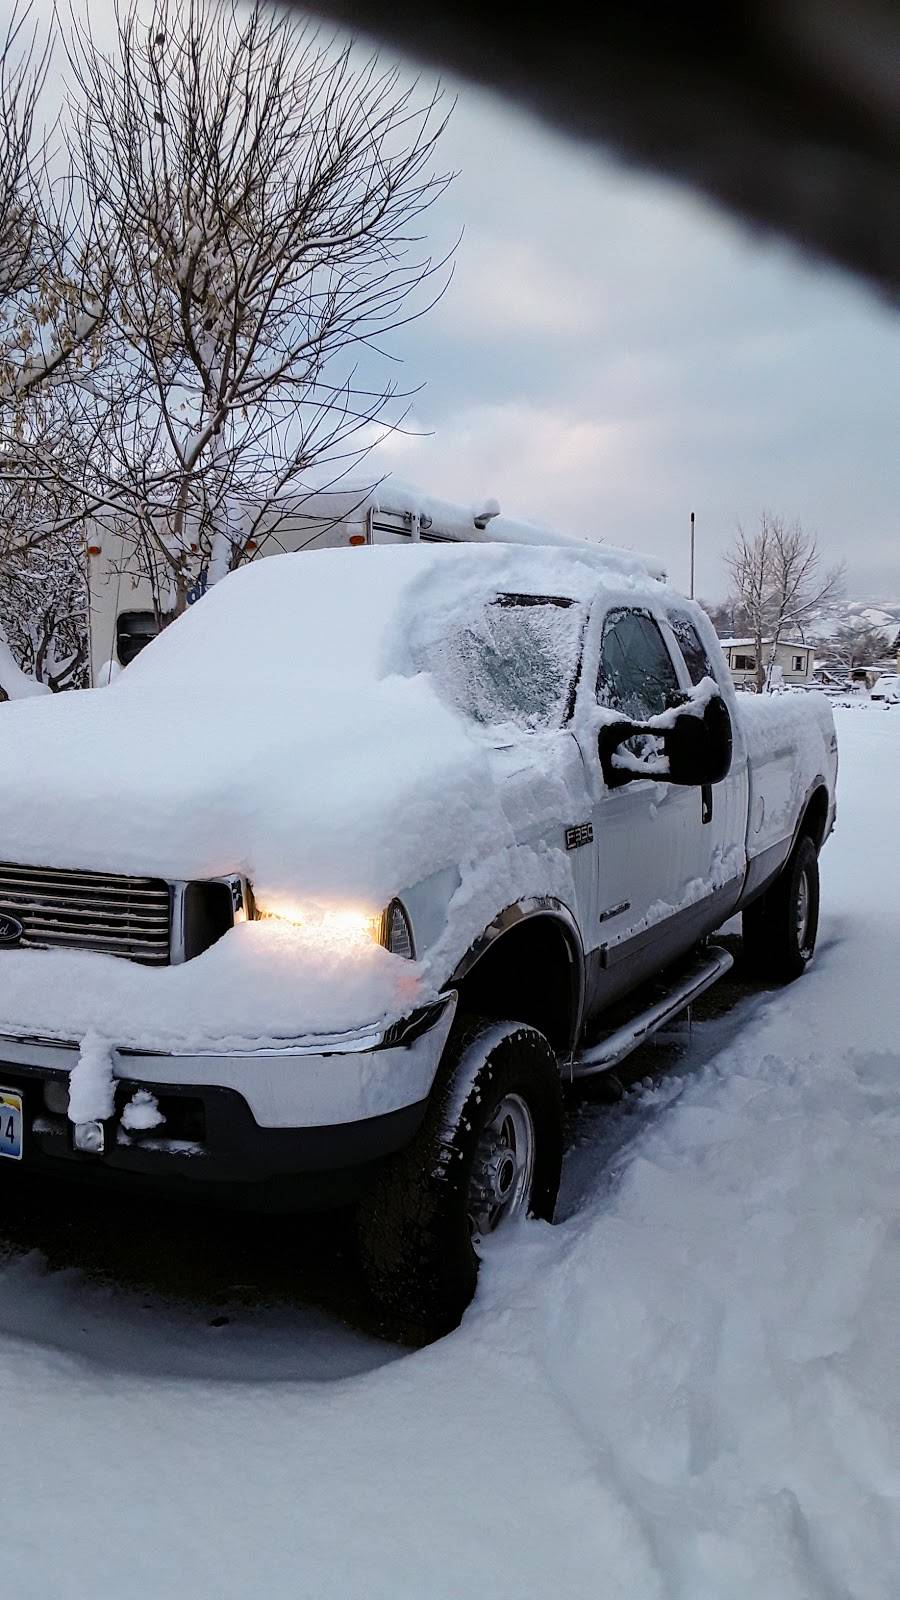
717,637,816,688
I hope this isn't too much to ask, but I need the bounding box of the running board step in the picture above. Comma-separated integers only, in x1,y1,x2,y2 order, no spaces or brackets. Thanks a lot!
572,944,733,1079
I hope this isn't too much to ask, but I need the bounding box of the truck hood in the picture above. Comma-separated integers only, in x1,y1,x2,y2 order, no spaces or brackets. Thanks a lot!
0,687,587,1053
0,674,520,909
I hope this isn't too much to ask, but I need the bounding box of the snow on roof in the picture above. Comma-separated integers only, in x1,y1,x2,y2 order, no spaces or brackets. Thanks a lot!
265,477,667,579
121,541,665,698
718,637,813,651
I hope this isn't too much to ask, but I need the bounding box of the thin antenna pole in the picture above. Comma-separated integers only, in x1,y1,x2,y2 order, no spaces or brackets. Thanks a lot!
689,511,695,598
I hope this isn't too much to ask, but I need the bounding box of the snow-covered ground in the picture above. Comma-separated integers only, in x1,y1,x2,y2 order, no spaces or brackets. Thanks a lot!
2,705,897,1599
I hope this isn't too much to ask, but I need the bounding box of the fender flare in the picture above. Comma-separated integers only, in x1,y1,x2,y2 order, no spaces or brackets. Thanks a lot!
791,773,832,854
740,772,831,909
449,895,586,1053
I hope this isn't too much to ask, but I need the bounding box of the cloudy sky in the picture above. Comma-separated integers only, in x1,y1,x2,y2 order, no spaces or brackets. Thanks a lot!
369,69,900,603
30,2,900,602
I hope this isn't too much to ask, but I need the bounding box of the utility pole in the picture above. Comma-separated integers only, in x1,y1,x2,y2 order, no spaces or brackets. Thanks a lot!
689,510,695,598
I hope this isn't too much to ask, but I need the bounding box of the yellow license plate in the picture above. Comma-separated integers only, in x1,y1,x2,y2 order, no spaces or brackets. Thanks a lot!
0,1090,23,1160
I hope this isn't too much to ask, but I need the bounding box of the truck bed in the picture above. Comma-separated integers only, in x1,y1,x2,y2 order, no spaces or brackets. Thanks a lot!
734,691,837,868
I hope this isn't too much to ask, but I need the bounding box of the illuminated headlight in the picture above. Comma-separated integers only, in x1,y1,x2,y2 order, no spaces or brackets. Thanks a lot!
381,899,415,960
253,894,415,960
256,902,381,950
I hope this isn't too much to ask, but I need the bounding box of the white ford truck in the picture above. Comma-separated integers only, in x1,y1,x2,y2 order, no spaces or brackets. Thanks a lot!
0,540,837,1330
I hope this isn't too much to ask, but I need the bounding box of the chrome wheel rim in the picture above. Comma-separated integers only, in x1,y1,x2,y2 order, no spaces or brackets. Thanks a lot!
468,1093,536,1239
796,869,811,951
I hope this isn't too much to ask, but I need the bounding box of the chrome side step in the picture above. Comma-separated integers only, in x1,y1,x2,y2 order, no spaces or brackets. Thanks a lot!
572,944,733,1079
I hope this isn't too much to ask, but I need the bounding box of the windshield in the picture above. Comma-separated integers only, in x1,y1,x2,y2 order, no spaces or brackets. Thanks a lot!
419,594,586,732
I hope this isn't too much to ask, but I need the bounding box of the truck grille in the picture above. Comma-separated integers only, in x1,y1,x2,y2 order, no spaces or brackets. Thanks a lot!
0,863,171,965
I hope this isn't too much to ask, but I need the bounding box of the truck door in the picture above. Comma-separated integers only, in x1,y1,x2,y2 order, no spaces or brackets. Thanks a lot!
663,609,748,925
581,604,710,1028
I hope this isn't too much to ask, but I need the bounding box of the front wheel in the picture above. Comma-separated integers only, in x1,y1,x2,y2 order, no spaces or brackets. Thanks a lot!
742,833,820,982
358,1016,564,1336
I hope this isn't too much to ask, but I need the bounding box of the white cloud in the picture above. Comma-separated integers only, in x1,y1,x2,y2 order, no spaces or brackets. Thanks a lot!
372,401,654,540
437,236,594,339
392,83,900,599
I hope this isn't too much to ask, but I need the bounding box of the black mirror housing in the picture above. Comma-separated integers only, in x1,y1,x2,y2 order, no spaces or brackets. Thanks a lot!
598,692,733,789
666,694,733,785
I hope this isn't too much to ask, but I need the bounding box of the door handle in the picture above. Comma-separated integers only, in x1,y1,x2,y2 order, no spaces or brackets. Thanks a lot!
701,783,713,824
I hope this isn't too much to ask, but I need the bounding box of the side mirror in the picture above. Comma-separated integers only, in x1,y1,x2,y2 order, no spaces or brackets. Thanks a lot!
598,692,733,789
665,692,733,784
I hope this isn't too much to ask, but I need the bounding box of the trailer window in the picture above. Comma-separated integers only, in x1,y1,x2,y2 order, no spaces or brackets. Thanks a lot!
117,611,160,666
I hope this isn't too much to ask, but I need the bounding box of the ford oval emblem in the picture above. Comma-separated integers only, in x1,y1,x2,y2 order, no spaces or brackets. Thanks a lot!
0,913,24,946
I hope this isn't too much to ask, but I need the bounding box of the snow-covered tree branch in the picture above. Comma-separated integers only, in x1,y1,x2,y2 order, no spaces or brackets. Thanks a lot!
0,6,105,411
0,5,108,698
825,620,892,676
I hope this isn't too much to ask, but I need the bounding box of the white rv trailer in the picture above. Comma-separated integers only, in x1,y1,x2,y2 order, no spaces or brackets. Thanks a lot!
87,481,665,683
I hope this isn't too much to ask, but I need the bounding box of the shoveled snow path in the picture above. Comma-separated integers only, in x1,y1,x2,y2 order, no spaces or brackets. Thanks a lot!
2,706,898,1598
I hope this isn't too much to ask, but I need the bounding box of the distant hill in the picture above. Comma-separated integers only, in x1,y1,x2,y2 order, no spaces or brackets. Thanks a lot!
705,596,900,650
808,598,900,643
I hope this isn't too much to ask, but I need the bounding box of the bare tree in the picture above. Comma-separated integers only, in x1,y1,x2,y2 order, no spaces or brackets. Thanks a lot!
0,531,89,693
725,512,845,691
697,597,750,639
0,385,94,701
0,4,104,409
0,4,53,395
826,620,892,676
0,5,110,698
68,0,452,617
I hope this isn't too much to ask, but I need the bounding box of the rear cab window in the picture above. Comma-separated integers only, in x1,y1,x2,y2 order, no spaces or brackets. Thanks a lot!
667,611,716,687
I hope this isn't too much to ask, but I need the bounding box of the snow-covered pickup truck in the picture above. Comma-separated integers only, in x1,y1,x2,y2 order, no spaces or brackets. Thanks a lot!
0,543,836,1329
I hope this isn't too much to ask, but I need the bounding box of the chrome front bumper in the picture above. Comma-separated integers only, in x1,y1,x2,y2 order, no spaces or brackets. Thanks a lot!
0,994,457,1131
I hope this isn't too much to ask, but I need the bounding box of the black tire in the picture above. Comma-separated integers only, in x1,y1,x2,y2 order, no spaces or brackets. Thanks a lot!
742,833,820,982
357,1015,564,1337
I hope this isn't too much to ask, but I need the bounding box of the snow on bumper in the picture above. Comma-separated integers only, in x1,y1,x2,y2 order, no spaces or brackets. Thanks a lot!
0,996,456,1131
128,997,457,1127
